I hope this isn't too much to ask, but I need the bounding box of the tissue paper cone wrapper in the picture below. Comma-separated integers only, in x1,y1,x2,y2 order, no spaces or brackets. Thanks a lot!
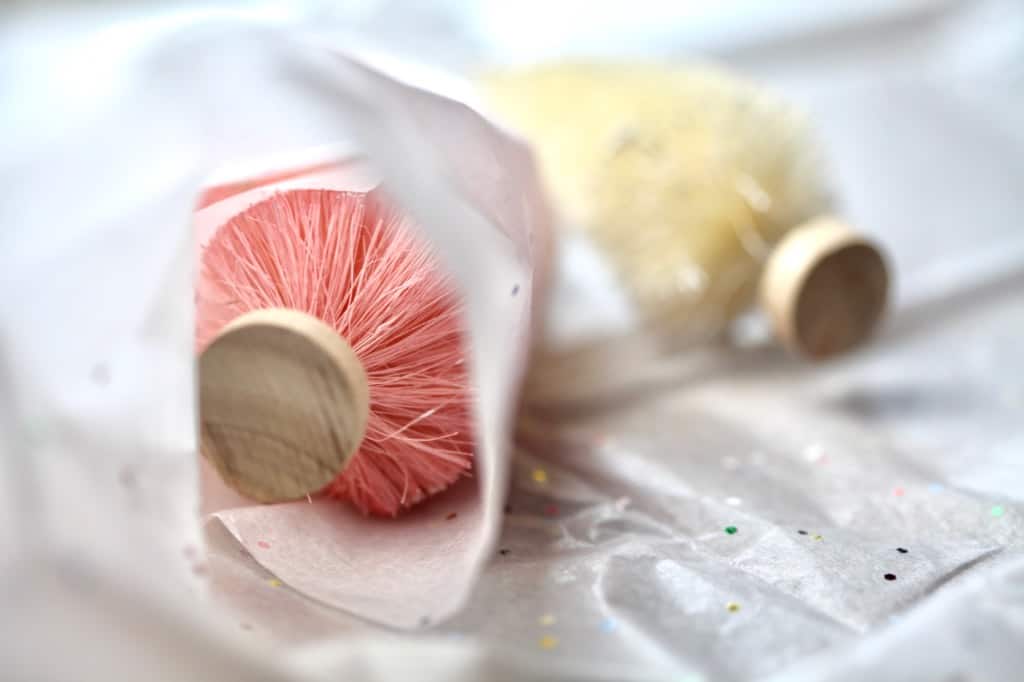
195,75,550,628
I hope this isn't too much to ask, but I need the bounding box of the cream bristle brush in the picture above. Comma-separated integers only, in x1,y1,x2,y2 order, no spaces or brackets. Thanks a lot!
196,188,473,516
484,63,888,358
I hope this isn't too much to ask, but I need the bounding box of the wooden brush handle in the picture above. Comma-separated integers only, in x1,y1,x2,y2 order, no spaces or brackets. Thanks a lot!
199,308,370,503
760,216,889,360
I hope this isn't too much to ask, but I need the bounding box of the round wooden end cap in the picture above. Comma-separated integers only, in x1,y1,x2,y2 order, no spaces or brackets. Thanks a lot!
759,217,889,360
199,308,369,503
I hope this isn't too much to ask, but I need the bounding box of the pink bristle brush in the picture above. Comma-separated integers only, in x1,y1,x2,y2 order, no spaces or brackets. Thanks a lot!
196,187,473,516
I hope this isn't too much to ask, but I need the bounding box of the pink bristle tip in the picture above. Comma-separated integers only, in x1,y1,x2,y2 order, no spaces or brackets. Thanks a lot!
196,188,474,516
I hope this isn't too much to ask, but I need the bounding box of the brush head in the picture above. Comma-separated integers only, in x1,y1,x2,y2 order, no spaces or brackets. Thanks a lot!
197,188,473,516
484,63,831,332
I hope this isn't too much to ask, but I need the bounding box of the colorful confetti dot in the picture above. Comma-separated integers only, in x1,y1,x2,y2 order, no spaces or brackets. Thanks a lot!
725,497,742,507
991,505,1005,517
257,541,270,549
726,602,741,613
884,573,897,581
267,579,282,587
538,613,557,626
813,534,824,541
445,512,457,521
599,618,617,633
532,468,548,484
894,487,905,497
539,635,559,650
724,526,738,535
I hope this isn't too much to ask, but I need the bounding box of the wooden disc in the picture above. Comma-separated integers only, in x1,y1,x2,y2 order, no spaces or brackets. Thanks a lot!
759,216,889,359
199,308,370,503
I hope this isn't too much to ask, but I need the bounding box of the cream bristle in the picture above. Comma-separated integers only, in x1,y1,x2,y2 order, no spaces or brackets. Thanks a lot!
483,63,831,333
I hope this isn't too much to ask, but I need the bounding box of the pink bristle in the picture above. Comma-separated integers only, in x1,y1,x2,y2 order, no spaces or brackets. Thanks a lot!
196,188,474,516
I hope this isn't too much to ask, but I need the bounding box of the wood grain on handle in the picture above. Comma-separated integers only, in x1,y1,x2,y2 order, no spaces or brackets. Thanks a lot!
199,308,369,503
760,216,889,360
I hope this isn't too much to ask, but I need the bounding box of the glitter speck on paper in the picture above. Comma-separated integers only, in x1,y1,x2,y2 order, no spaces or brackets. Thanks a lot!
445,512,457,521
884,573,897,581
268,579,282,587
532,468,548,484
894,487,905,497
724,526,738,535
257,541,270,549
726,602,741,612
119,467,137,489
991,505,1006,518
538,613,557,626
600,618,617,633
90,363,111,386
540,635,559,650
725,497,742,506
897,547,909,554
803,443,825,463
